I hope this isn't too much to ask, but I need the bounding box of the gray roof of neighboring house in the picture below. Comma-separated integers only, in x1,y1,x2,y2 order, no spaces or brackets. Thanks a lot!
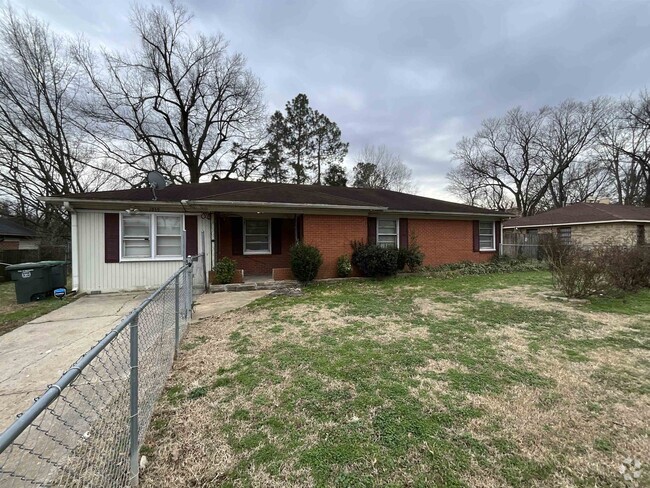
0,217,36,237
44,179,513,217
503,202,650,228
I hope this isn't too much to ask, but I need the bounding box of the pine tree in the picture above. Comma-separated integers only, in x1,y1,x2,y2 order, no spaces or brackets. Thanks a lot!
324,163,348,186
311,111,349,185
262,111,289,182
263,93,349,185
284,94,314,184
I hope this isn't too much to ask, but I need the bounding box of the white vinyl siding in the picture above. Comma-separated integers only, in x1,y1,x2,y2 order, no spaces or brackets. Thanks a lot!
479,221,495,251
244,219,271,255
121,213,183,261
77,211,211,293
377,219,399,249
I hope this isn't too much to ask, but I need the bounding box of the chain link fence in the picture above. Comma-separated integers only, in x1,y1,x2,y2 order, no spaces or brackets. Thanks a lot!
0,255,205,487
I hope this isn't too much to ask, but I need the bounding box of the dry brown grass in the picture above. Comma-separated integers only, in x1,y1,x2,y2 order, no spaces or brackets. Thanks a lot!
463,323,650,486
142,276,650,487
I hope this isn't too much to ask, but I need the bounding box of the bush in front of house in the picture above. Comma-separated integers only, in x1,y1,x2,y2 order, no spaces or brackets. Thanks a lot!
213,257,237,284
543,235,650,298
290,242,323,283
423,257,548,278
336,255,352,278
598,244,650,291
351,241,400,278
404,233,425,272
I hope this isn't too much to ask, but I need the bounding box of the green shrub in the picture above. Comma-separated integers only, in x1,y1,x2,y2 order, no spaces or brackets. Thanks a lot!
351,241,399,278
423,258,547,278
404,234,424,272
336,255,352,278
213,257,237,284
290,242,323,283
397,248,409,270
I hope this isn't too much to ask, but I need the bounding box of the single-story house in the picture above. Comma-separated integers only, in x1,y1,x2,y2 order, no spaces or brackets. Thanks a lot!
503,202,650,251
43,180,510,293
0,218,39,251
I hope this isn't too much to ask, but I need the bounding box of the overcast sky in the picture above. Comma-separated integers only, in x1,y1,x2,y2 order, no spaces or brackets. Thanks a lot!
9,0,650,200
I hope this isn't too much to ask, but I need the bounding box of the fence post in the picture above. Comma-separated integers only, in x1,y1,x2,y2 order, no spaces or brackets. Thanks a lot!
129,314,140,487
188,264,193,319
201,230,208,292
174,275,180,358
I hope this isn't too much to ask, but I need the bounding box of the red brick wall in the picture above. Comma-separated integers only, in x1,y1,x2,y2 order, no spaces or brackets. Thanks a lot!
217,216,295,276
0,240,19,250
218,214,496,280
303,215,367,279
410,219,495,266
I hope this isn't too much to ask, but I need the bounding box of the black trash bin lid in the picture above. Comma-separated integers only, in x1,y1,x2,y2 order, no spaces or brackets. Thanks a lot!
5,262,50,271
6,261,66,270
39,260,67,266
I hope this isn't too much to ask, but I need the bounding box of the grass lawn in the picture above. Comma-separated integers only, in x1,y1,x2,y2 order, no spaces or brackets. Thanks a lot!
142,271,649,487
0,280,74,336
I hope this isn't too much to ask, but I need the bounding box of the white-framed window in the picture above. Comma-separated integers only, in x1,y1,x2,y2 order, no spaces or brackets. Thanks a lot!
479,221,495,251
121,213,183,261
244,218,271,255
377,218,399,249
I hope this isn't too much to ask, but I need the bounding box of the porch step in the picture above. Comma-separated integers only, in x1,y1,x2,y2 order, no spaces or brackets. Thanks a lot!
210,280,299,293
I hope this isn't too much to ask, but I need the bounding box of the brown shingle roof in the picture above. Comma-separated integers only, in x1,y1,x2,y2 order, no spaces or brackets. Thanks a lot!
503,202,650,228
0,217,35,237
55,179,510,216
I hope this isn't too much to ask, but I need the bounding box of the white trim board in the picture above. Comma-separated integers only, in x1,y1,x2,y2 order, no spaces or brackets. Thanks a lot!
503,219,650,229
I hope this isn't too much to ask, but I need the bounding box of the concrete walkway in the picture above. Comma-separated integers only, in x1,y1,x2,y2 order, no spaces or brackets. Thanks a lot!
192,290,273,321
0,290,272,432
0,292,147,431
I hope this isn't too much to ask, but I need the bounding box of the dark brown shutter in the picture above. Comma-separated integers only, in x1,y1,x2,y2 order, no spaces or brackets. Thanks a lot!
367,217,377,245
271,218,282,255
494,220,501,254
399,218,409,249
296,215,304,241
231,217,243,255
185,215,198,256
104,213,120,263
472,220,480,252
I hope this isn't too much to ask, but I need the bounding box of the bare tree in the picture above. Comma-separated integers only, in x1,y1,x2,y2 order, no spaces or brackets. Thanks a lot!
449,100,610,215
0,6,112,239
541,98,610,208
352,144,415,192
450,107,548,215
620,91,650,206
74,1,266,184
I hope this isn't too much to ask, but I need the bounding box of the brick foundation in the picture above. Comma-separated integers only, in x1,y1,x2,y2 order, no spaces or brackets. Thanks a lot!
272,267,294,281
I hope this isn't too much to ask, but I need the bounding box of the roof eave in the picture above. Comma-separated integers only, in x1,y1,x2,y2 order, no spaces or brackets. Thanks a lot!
503,219,650,229
384,209,512,219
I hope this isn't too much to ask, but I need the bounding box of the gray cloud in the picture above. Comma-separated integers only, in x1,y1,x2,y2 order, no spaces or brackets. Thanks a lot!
12,0,650,200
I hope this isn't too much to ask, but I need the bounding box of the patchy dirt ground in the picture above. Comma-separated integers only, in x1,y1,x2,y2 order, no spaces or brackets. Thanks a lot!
141,272,650,487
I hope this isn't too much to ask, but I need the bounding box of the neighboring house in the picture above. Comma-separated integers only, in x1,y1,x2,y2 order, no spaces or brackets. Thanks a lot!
0,218,39,251
503,202,650,250
43,180,510,293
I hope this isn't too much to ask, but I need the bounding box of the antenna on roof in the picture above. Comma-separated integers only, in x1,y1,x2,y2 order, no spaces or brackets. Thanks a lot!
147,170,167,201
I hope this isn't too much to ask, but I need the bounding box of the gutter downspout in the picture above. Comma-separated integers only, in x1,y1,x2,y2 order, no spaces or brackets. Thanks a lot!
63,202,79,292
500,219,505,256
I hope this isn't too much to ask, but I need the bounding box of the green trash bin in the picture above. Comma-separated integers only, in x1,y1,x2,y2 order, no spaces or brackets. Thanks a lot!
6,262,53,304
40,260,67,289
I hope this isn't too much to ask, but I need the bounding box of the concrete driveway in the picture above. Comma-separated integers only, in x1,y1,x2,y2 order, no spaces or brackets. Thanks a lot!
0,292,147,431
